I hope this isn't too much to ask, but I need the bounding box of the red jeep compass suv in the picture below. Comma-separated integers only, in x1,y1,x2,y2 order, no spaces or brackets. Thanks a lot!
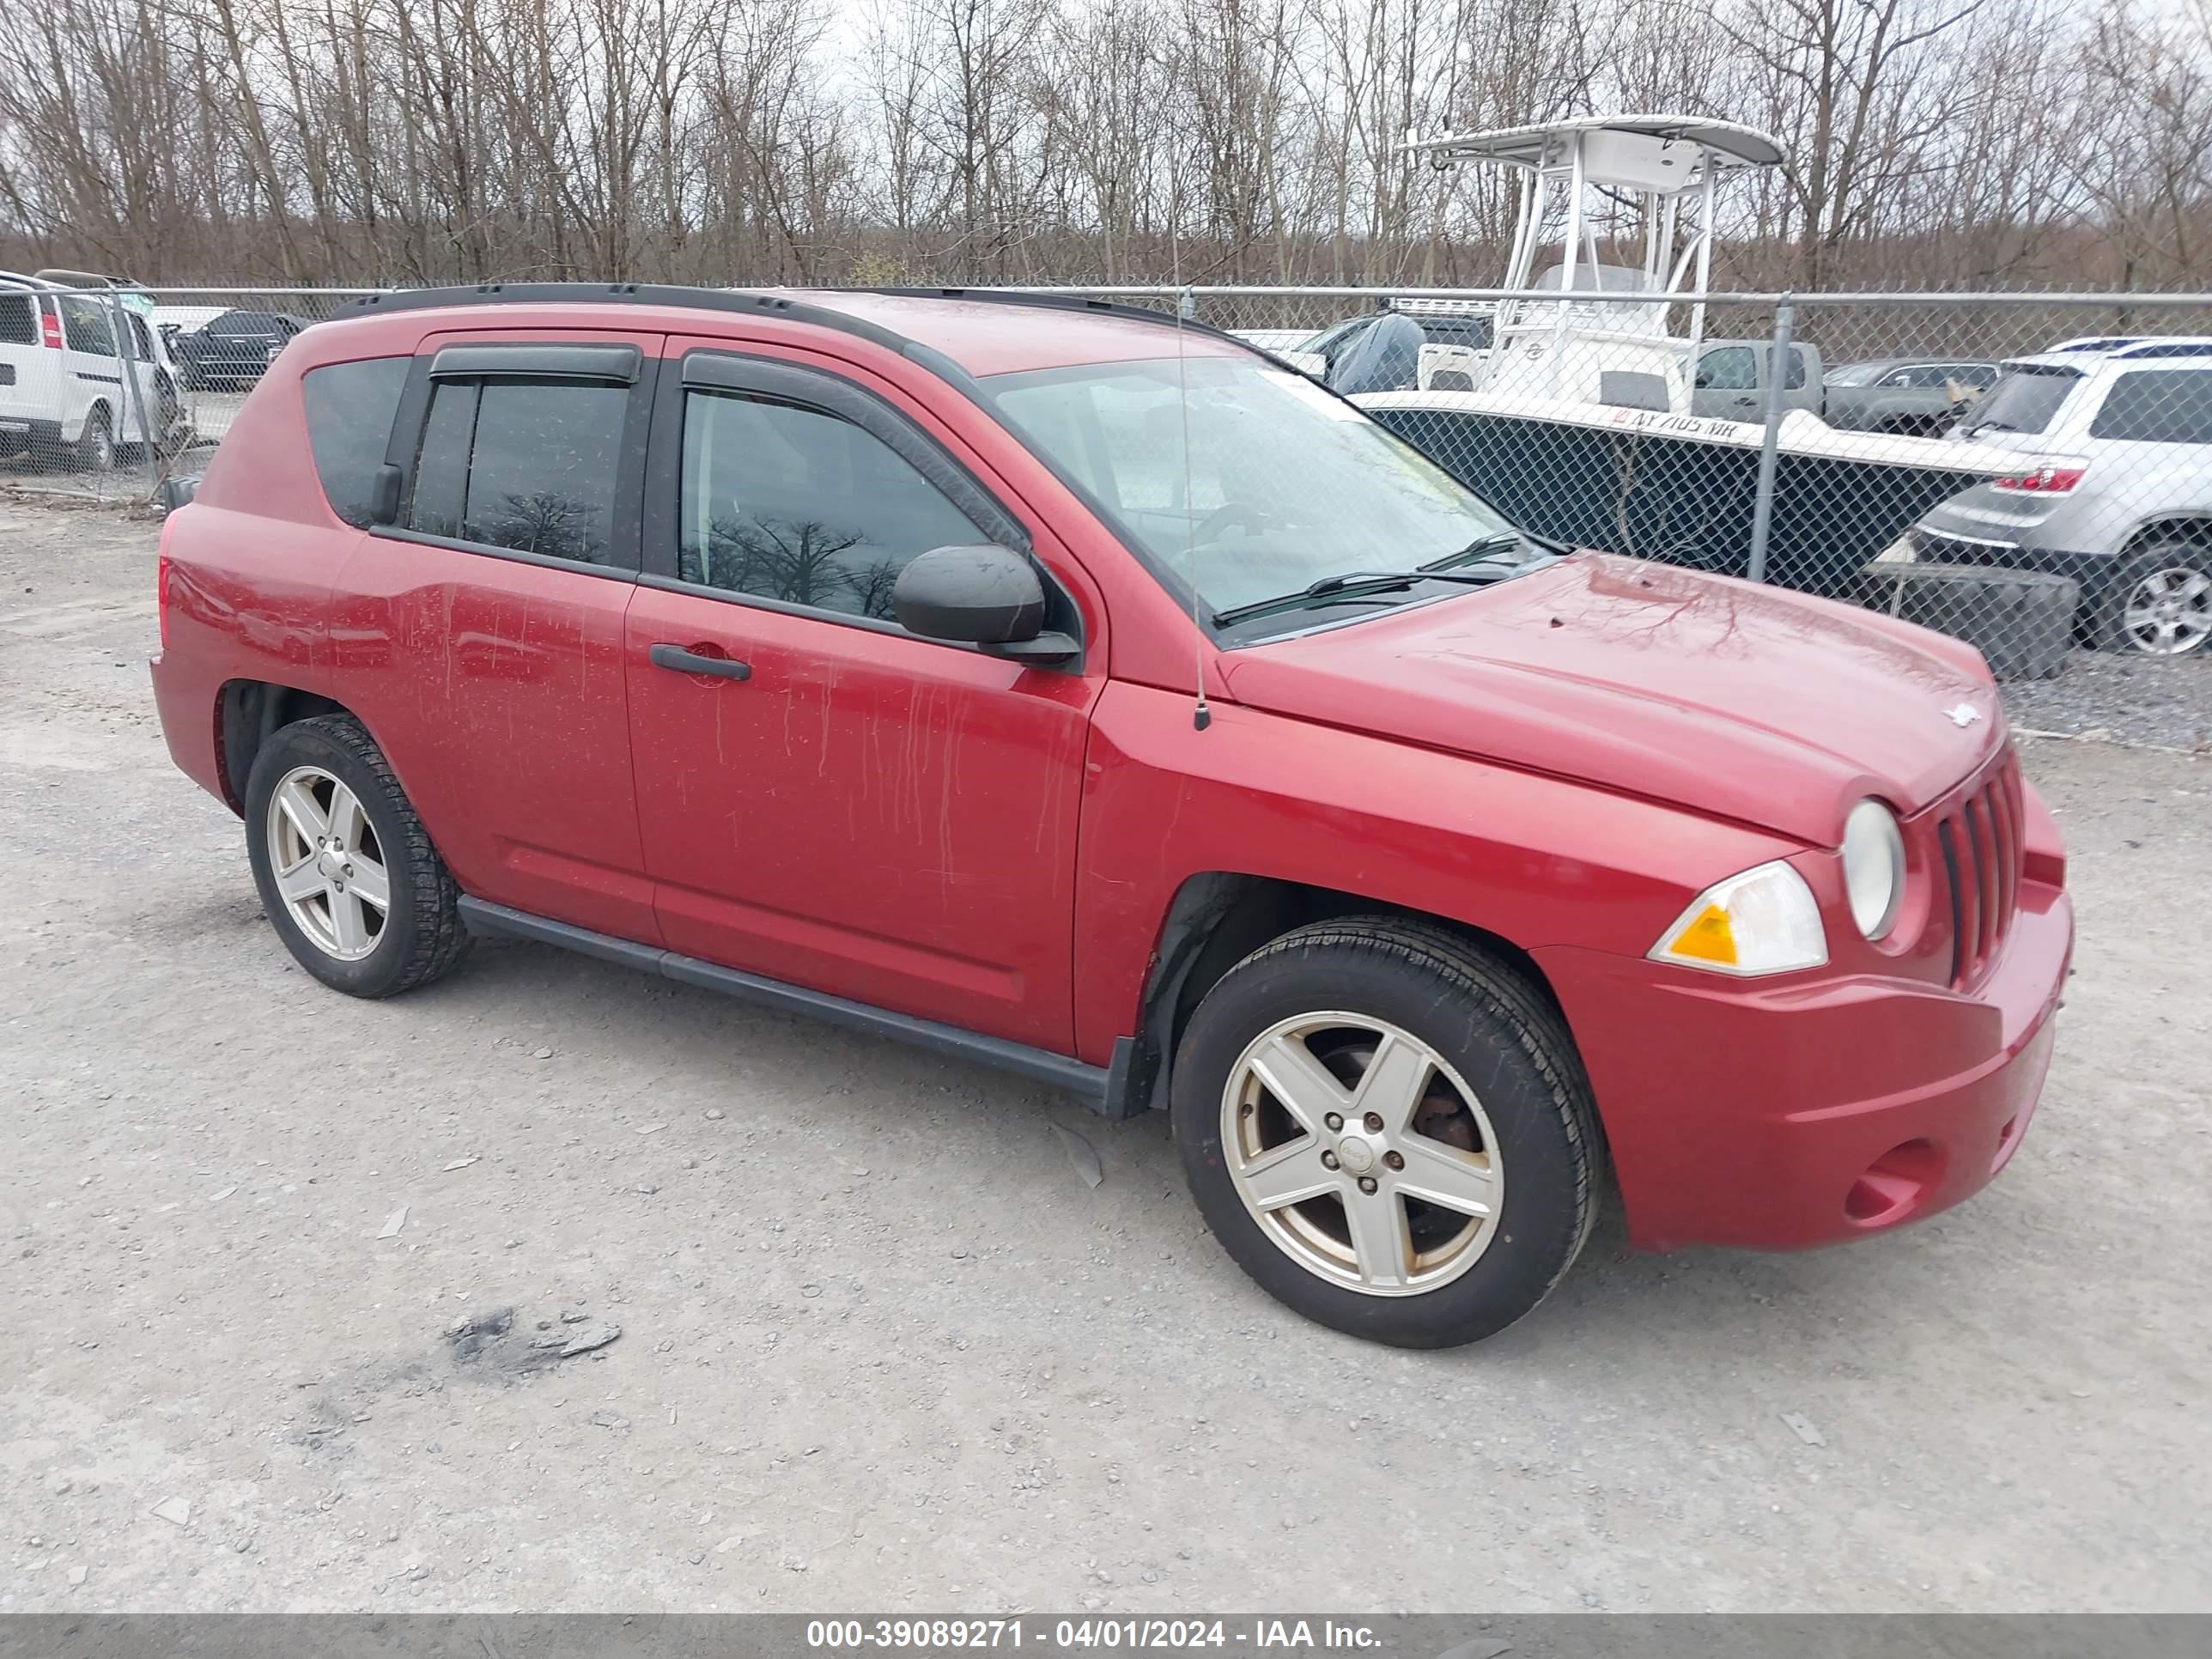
149,284,2072,1346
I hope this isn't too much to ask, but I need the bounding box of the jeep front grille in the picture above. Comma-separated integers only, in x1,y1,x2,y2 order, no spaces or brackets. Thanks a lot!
1931,748,2025,988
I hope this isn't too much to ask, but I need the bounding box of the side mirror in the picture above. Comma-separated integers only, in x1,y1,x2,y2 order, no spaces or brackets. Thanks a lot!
894,544,1077,663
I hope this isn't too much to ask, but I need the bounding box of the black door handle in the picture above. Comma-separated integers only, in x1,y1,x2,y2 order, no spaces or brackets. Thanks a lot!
650,642,751,681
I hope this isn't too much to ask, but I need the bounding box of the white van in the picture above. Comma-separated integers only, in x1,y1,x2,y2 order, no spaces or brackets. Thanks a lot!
0,270,190,471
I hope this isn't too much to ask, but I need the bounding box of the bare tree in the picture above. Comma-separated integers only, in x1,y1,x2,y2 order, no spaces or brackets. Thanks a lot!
0,0,2203,292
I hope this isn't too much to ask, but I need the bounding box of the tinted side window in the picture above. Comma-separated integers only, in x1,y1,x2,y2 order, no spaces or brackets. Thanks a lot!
1698,347,1756,390
210,312,268,335
2088,370,2212,444
303,357,410,527
679,388,982,621
408,378,628,563
1784,348,1808,390
0,294,35,346
58,297,116,356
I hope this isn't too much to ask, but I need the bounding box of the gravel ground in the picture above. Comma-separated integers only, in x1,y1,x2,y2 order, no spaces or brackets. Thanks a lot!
2004,652,2212,752
3,499,2209,1614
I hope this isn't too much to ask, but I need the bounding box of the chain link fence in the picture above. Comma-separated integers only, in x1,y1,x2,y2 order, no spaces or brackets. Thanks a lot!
6,279,2207,744
1024,284,2212,746
0,283,381,499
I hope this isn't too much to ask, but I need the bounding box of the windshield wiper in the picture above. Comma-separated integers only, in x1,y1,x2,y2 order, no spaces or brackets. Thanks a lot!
1419,530,1566,571
1212,561,1533,627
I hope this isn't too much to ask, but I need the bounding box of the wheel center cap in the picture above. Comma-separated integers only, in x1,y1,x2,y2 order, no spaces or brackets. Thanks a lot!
315,850,343,882
1334,1136,1377,1176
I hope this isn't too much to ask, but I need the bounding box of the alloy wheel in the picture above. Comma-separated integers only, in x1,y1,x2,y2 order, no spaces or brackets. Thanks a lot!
1220,1012,1503,1296
2121,565,2212,655
265,765,391,960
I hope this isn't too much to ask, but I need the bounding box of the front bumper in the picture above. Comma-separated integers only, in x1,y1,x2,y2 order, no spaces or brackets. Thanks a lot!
1534,877,2072,1252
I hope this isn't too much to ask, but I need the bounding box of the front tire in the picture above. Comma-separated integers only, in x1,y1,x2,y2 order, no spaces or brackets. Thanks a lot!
1172,918,1602,1348
244,715,472,997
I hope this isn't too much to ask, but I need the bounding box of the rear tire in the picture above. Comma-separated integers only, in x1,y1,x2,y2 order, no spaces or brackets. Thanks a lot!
244,715,472,998
1171,918,1602,1348
2099,542,2212,657
74,407,114,474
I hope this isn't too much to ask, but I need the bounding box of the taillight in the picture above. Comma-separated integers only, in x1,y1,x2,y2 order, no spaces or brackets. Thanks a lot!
39,307,62,349
1991,465,2085,495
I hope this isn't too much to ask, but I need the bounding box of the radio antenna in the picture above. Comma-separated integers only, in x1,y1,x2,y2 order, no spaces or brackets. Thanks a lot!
1170,179,1210,732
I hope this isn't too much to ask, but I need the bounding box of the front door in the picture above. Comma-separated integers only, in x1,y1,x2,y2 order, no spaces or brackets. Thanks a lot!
623,343,1100,1052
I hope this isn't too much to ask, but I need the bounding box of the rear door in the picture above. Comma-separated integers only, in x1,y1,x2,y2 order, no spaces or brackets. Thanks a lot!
2075,366,2212,548
0,287,46,441
327,329,665,943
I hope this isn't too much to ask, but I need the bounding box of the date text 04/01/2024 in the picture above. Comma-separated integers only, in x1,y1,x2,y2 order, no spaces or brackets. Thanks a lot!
804,1619,1383,1650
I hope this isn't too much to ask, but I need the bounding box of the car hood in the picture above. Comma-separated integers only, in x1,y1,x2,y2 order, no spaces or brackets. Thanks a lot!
1218,554,2002,845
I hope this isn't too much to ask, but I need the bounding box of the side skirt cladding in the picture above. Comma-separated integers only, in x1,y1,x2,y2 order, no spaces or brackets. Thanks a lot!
457,897,1144,1117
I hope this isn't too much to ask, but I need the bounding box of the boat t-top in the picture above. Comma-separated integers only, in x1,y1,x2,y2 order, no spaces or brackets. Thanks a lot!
1399,113,1785,411
1348,113,2058,594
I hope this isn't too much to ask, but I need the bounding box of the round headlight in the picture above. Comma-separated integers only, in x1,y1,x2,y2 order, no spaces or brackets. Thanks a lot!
1841,799,1905,940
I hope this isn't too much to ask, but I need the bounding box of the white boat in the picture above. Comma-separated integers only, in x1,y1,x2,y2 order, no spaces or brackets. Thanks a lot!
1350,115,2060,592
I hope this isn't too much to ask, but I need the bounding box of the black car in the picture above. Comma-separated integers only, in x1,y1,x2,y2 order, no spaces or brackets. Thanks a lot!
167,309,312,390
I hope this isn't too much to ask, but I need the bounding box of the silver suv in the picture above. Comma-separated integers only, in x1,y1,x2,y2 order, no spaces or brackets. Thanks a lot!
1911,338,2212,655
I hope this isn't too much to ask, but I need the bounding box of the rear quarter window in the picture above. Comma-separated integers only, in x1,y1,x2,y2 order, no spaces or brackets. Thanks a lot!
1969,364,2080,434
0,293,35,347
2088,369,2212,444
302,357,410,526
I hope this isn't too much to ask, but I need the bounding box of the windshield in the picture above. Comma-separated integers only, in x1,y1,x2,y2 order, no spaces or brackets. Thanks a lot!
1966,363,2081,434
986,355,1522,619
1825,362,1885,386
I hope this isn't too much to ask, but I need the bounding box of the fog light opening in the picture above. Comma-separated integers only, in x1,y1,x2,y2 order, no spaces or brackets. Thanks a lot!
1844,1139,1945,1229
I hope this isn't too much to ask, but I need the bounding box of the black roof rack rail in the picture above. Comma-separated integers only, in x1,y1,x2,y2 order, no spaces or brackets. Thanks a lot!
859,286,1265,356
347,281,924,356
340,280,1265,388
